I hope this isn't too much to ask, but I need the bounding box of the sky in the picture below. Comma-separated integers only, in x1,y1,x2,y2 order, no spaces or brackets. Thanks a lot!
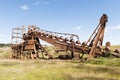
0,0,120,45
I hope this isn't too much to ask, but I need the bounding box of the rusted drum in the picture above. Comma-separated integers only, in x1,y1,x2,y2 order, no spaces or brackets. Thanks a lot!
76,40,80,44
105,42,111,51
59,36,64,40
64,37,69,42
70,39,74,42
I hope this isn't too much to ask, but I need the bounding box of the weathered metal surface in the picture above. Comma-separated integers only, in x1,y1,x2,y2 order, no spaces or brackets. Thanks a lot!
11,14,111,60
87,14,108,61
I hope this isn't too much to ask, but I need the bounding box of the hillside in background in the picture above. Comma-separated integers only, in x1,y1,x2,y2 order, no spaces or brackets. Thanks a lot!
0,43,10,47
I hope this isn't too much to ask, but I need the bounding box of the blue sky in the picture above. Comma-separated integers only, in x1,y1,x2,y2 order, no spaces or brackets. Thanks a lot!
0,0,120,45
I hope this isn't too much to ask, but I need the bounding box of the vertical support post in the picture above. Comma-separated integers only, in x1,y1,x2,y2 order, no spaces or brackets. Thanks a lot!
71,41,75,58
87,14,108,61
87,27,103,61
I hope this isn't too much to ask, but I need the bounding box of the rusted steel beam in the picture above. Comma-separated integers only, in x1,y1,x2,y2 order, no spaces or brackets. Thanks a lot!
11,14,109,60
87,14,108,61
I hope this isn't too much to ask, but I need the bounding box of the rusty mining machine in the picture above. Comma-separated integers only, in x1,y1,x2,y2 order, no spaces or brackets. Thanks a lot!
11,14,115,60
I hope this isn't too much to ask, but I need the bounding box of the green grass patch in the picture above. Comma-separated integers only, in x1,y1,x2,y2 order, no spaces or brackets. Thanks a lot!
0,46,120,80
0,59,120,80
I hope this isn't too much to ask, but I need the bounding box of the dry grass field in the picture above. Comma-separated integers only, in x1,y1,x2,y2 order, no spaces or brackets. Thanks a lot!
0,46,120,80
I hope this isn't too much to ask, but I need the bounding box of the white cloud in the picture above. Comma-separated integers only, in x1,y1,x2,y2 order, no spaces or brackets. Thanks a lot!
32,1,49,6
20,5,29,11
106,24,120,32
72,26,82,30
0,34,5,38
32,1,40,6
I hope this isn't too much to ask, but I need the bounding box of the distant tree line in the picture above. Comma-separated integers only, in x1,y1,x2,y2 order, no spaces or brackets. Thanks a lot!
0,43,11,47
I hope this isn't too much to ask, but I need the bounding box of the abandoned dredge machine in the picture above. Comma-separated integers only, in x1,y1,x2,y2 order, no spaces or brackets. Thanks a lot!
11,14,119,60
